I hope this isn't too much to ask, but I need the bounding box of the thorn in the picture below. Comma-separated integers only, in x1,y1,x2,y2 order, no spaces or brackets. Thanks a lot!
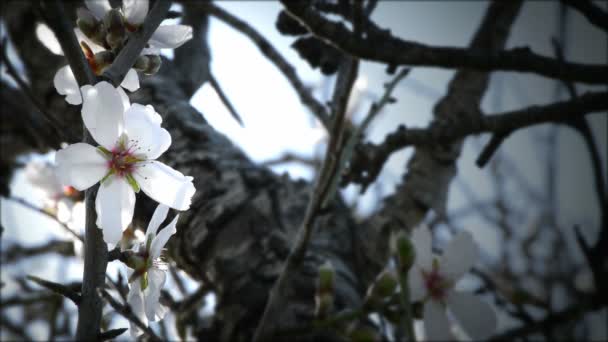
209,73,244,127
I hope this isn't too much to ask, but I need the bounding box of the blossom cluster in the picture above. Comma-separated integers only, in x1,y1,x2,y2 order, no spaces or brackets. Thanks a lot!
30,0,196,336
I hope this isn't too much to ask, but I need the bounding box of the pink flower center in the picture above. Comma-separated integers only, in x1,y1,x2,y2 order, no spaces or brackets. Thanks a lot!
422,265,449,301
107,140,142,177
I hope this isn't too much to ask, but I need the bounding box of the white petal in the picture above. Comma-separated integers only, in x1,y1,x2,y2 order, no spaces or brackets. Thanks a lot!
408,266,427,302
124,104,171,160
95,177,135,244
74,28,106,54
85,0,111,20
144,268,167,321
36,23,63,55
81,81,126,149
123,0,148,25
120,69,140,92
145,204,169,243
411,225,433,271
133,161,195,211
149,25,193,49
55,143,107,191
117,87,131,110
127,284,147,337
440,231,478,283
448,291,497,340
141,46,161,55
423,300,452,341
150,215,178,260
53,66,82,105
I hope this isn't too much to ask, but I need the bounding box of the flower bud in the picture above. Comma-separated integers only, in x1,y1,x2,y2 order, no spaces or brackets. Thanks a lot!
93,51,115,73
391,231,415,273
364,270,397,310
104,9,125,36
133,55,150,71
144,55,162,75
77,8,98,38
317,261,335,294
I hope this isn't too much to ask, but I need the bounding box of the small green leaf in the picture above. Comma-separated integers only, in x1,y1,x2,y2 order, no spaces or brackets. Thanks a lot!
140,271,148,291
126,174,140,193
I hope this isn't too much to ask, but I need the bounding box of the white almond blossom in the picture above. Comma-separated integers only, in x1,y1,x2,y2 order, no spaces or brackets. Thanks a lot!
83,0,193,55
126,204,176,337
408,226,497,341
55,81,195,245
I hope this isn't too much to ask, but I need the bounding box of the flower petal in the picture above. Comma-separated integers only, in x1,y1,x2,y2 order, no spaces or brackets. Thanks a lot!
423,300,452,341
36,23,63,55
117,87,131,110
149,25,193,49
124,104,171,160
120,69,140,92
448,291,497,340
55,143,107,191
145,204,169,243
127,284,147,337
95,177,135,244
85,0,111,20
150,215,178,260
81,81,126,149
440,230,478,283
74,28,106,54
408,266,427,302
133,161,195,211
411,225,433,271
123,0,148,26
53,66,82,105
144,268,168,321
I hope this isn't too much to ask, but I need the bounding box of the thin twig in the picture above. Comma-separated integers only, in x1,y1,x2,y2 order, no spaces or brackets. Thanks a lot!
99,289,162,342
4,196,83,242
198,2,331,129
26,275,82,305
209,73,244,126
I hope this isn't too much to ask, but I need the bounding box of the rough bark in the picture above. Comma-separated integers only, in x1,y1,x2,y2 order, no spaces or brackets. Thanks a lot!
2,1,522,341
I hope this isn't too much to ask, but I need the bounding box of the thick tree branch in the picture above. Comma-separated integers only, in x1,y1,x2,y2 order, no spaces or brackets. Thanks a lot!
562,0,608,32
280,1,607,84
345,91,608,188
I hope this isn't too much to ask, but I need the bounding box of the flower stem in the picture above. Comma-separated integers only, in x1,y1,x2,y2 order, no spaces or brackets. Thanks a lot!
398,270,417,342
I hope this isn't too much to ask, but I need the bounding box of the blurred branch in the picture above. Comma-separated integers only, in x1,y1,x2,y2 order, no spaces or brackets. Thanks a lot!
0,38,70,141
4,196,83,242
3,240,75,262
344,91,608,187
561,0,608,32
253,56,359,341
209,73,244,126
99,289,162,342
199,2,331,129
26,275,81,305
281,1,608,84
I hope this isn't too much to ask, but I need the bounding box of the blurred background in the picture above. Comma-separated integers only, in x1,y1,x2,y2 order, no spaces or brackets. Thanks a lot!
1,1,606,340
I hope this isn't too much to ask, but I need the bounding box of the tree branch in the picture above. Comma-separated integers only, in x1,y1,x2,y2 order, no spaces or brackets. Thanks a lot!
280,1,608,84
100,0,172,86
344,91,608,188
198,2,331,129
562,0,608,32
99,289,162,342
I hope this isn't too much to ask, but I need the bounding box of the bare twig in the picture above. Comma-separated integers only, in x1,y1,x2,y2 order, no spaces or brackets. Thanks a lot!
4,196,83,242
99,289,162,342
3,240,75,262
198,2,331,128
281,1,607,84
561,0,608,32
26,275,82,305
209,73,244,126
